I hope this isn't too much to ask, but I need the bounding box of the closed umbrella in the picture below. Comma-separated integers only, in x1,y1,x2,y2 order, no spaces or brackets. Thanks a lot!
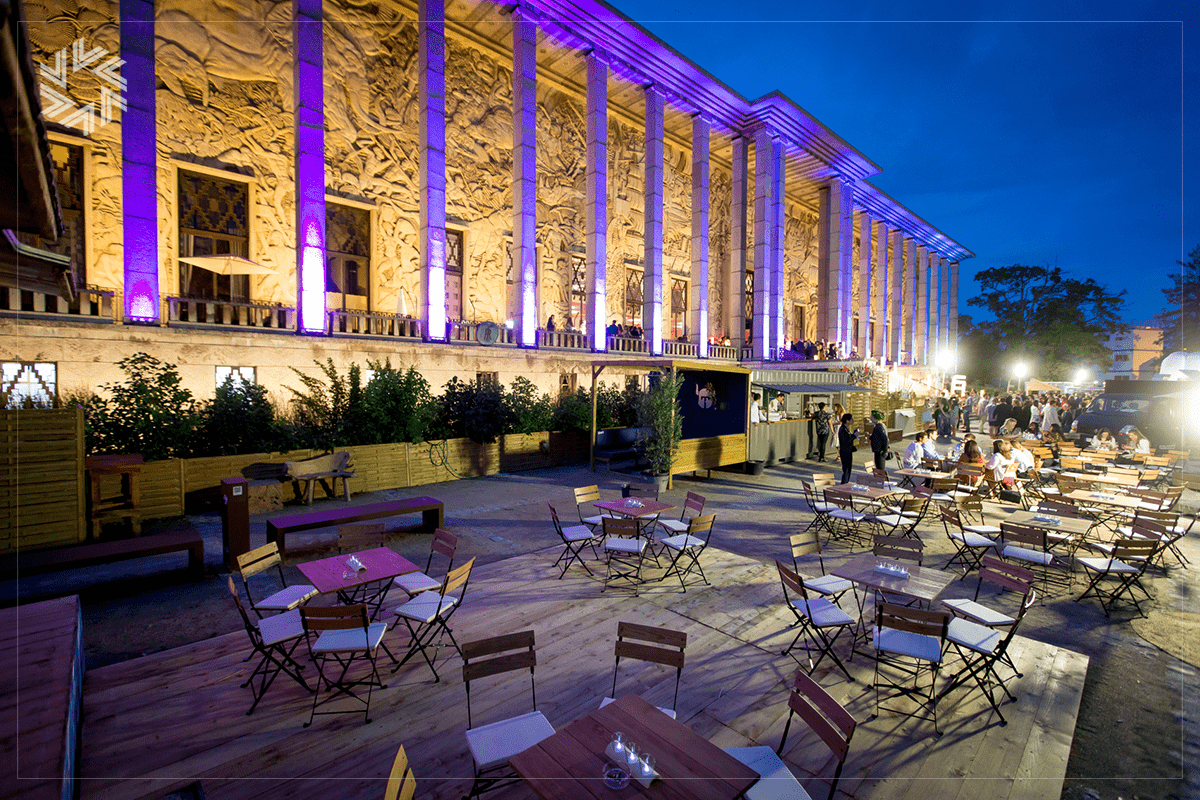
179,255,274,275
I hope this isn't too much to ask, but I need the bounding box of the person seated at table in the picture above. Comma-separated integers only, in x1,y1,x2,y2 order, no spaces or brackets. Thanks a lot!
1022,422,1043,441
960,439,985,468
903,431,928,469
1010,438,1037,477
920,429,942,461
997,417,1020,437
1089,428,1118,451
987,439,1019,484
950,433,976,461
1043,423,1065,461
1123,428,1151,456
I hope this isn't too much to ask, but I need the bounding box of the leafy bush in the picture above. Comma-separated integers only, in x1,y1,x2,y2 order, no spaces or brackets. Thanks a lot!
552,388,594,432
434,376,507,444
198,377,297,456
84,353,202,460
505,376,554,434
361,360,436,444
287,360,370,451
637,371,684,476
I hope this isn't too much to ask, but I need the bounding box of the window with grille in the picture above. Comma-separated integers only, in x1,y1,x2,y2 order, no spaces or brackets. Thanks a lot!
178,171,249,302
744,270,754,340
1,362,56,408
791,303,805,341
17,143,86,288
624,266,643,327
570,254,586,330
670,278,687,340
325,203,370,307
476,371,499,386
215,366,256,386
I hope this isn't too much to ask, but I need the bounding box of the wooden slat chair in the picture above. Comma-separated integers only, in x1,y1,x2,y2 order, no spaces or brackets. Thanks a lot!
941,556,1037,682
660,513,716,591
574,485,606,531
941,578,1036,726
872,603,951,735
236,541,317,618
1075,537,1159,617
865,493,928,541
657,491,706,536
384,743,416,800
954,492,988,527
998,522,1072,597
776,560,855,682
1033,498,1100,543
337,523,390,611
548,503,598,578
927,477,959,508
300,603,391,727
462,631,555,800
939,508,999,579
823,491,868,547
601,516,647,593
390,558,475,682
723,669,857,800
790,530,853,604
394,527,458,598
1117,510,1192,569
600,621,688,718
801,481,837,538
873,534,923,565
227,577,312,715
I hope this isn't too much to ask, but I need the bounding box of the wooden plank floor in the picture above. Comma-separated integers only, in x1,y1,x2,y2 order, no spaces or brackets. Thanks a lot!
78,547,1088,800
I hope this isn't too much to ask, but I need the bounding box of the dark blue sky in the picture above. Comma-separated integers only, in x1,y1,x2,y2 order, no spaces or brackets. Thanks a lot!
607,0,1194,325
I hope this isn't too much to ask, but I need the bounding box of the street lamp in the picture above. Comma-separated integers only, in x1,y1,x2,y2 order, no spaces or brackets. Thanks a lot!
1013,362,1028,394
1074,368,1089,388
935,350,953,395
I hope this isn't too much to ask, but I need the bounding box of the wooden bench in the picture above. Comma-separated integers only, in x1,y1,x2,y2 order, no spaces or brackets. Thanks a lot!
266,496,444,556
0,529,205,580
286,451,355,505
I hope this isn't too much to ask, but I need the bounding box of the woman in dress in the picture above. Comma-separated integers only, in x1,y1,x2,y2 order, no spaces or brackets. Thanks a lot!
1090,428,1118,451
837,413,857,485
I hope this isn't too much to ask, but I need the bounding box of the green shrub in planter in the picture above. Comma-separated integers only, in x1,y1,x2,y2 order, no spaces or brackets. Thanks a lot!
362,360,436,444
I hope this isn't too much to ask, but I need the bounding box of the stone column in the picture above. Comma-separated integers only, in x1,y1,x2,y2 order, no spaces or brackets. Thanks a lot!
929,252,940,362
585,52,607,351
727,136,748,347
821,177,854,346
915,244,927,365
949,260,960,366
293,0,326,333
904,237,917,363
940,255,950,356
752,127,773,360
771,138,785,356
121,0,158,322
419,0,447,341
857,211,872,358
690,114,709,357
889,228,903,364
874,220,889,360
643,87,665,355
512,10,537,347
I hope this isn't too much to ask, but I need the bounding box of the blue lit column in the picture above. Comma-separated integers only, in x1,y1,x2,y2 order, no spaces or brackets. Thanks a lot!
890,228,903,364
904,237,917,363
874,220,889,360
949,260,960,366
690,114,710,357
770,137,785,356
915,244,927,365
929,252,940,362
940,255,950,356
643,87,665,355
820,177,854,346
120,0,157,322
857,211,873,358
512,10,537,347
293,0,326,334
727,136,747,347
419,0,447,341
585,51,607,351
752,127,773,360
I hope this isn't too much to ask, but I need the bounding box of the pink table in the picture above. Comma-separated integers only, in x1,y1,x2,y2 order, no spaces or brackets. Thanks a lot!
594,498,676,519
298,547,418,617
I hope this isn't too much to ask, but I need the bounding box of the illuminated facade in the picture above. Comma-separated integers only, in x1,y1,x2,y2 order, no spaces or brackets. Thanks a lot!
4,0,972,402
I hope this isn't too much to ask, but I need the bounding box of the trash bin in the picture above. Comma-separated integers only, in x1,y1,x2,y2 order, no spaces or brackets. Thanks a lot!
220,477,250,571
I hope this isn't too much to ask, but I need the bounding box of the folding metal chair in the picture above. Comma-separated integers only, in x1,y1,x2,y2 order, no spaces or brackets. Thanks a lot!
724,669,857,800
790,530,853,604
462,631,555,799
391,557,474,681
300,603,391,727
602,516,647,593
574,484,606,531
941,556,1036,682
823,491,868,547
872,534,923,565
1117,509,1192,569
776,560,855,682
600,621,687,718
658,491,706,536
864,494,927,541
236,541,317,618
548,503,598,578
384,743,417,800
1076,537,1158,617
227,577,311,715
393,527,458,598
801,481,837,538
871,603,950,735
939,508,998,579
999,522,1073,597
660,513,715,591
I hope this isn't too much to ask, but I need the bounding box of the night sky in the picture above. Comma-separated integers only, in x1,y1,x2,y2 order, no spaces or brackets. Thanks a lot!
606,0,1194,326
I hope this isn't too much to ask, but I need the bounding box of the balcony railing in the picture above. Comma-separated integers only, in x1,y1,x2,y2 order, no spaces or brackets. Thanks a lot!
538,329,590,350
329,309,421,339
662,340,698,358
606,335,650,354
0,286,118,321
708,344,739,361
164,296,295,330
447,320,516,345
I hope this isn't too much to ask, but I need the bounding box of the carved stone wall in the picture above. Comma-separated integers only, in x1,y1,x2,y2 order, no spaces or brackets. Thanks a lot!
708,165,732,340
784,204,818,340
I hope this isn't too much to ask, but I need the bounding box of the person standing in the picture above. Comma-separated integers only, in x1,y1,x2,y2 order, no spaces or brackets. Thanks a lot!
870,417,890,470
837,413,857,484
812,402,832,462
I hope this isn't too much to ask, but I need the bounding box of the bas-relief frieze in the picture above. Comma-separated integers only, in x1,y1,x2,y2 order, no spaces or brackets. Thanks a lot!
784,205,818,339
708,167,732,339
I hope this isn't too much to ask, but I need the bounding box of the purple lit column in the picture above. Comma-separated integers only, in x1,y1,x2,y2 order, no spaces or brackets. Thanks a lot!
727,136,747,346
929,253,941,361
293,0,326,334
512,10,537,347
690,114,709,358
120,0,157,322
949,261,960,366
858,212,872,358
752,127,772,360
821,177,854,345
889,228,903,364
770,138,785,356
903,237,916,363
643,87,665,355
915,244,927,365
585,52,607,351
940,256,950,356
419,0,447,341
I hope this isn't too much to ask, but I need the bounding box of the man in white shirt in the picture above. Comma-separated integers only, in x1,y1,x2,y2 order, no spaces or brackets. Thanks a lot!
903,432,928,468
921,432,941,461
750,392,763,424
1030,402,1042,428
1010,439,1036,473
1041,402,1060,430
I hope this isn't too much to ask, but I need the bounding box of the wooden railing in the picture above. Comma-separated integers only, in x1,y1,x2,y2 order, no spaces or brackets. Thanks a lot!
447,320,516,345
539,329,590,350
606,335,650,354
329,309,421,338
662,340,698,358
163,297,295,330
0,286,118,321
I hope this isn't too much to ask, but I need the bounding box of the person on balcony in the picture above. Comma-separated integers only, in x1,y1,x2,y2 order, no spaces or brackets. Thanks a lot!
546,315,556,332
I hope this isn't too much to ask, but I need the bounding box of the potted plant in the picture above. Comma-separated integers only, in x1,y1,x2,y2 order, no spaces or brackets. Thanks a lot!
636,370,684,491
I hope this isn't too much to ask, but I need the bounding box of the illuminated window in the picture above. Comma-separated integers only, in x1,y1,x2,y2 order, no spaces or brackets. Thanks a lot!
215,366,256,385
1,362,56,408
560,372,577,397
744,270,754,339
476,371,498,386
570,254,586,330
446,230,464,322
178,171,249,302
325,203,370,308
670,278,687,340
624,265,643,327
791,303,805,341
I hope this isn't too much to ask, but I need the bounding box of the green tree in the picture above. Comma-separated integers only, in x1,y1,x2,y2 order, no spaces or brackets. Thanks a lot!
199,377,296,456
504,376,554,434
286,360,368,451
361,360,436,444
966,264,1126,380
636,370,684,476
90,353,201,460
1156,243,1200,352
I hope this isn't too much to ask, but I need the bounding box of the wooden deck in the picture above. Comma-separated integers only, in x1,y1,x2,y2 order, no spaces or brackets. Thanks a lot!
78,547,1088,800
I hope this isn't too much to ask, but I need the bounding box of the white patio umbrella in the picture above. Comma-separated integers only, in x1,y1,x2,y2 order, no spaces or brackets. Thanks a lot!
179,255,274,275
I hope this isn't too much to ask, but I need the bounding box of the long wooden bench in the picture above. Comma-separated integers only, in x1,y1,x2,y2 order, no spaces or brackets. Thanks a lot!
266,496,444,556
0,530,205,580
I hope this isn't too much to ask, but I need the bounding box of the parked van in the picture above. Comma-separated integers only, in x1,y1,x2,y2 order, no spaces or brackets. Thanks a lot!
1072,381,1182,448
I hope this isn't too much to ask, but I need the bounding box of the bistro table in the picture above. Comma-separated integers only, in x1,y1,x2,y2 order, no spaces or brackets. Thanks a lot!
509,693,760,800
831,552,956,653
825,482,907,511
297,546,418,619
595,498,677,540
894,467,954,487
1064,489,1143,530
1058,470,1135,489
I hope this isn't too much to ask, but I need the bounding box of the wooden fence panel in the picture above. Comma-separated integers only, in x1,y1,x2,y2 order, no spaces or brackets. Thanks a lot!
0,408,85,554
180,450,313,495
343,444,409,493
674,433,747,474
138,460,184,520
